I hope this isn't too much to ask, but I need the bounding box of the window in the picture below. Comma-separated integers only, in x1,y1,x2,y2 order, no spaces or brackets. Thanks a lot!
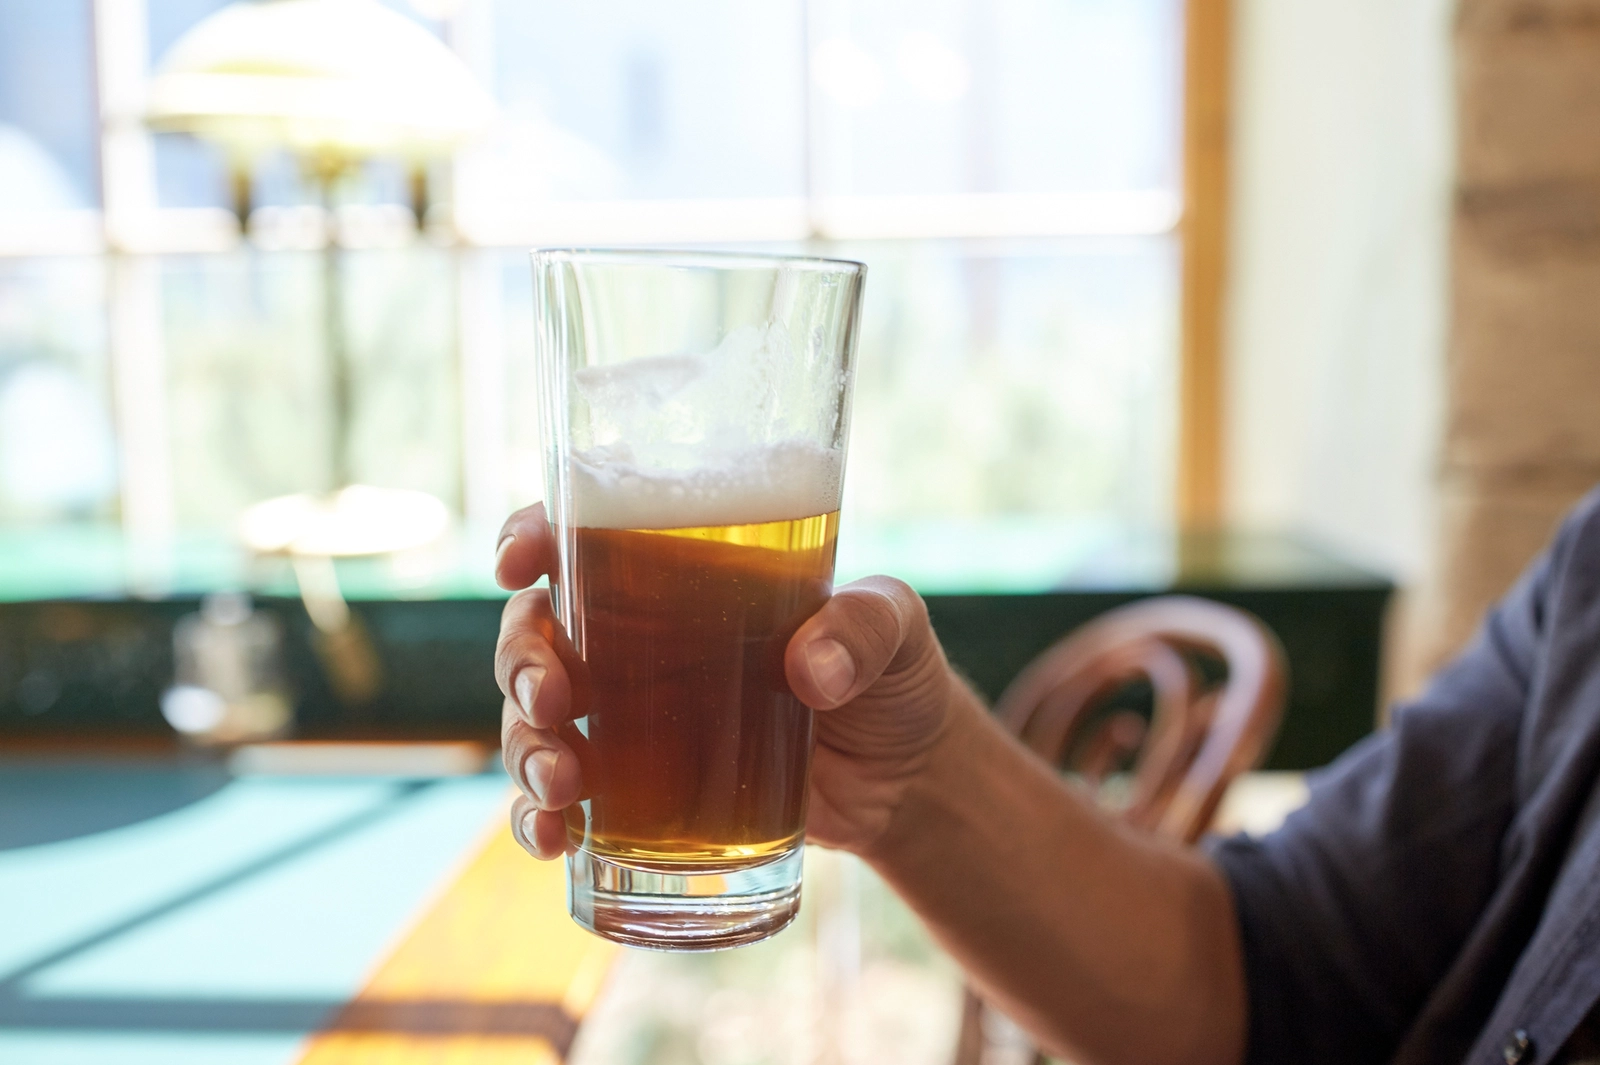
0,0,1187,575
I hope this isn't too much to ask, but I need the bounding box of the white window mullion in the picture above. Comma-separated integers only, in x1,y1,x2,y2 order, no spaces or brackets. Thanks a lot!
106,256,173,581
448,0,513,538
94,0,159,248
94,0,176,568
454,248,510,539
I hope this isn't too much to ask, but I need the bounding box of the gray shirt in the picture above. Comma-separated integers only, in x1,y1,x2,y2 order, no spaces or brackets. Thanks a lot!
1211,487,1600,1065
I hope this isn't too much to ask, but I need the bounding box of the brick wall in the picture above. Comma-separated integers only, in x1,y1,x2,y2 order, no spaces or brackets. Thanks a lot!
1409,0,1600,683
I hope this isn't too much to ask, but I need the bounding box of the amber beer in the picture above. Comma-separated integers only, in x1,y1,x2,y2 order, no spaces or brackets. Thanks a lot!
566,509,840,870
535,248,863,948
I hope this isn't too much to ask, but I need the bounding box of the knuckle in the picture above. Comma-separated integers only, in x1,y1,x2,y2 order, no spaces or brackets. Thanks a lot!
500,502,547,537
509,796,535,845
495,591,555,691
501,727,532,777
497,508,525,540
498,587,548,633
494,650,524,695
503,718,569,787
840,586,909,664
872,575,927,621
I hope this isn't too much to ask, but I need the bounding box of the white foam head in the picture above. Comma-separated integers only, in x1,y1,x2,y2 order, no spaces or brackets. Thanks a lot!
563,321,846,530
569,440,841,530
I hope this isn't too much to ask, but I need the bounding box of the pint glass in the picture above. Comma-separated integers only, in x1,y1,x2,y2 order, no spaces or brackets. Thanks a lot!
531,249,865,950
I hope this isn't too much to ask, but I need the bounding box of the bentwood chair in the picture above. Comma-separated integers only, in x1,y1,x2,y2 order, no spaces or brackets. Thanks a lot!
950,596,1288,1065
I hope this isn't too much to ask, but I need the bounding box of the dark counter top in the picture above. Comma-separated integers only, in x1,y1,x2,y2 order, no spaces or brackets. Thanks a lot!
0,522,1392,769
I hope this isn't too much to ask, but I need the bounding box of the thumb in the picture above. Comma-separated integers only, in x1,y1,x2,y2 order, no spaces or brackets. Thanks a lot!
785,576,931,709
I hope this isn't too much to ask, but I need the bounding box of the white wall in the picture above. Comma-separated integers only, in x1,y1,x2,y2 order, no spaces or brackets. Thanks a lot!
1225,0,1455,583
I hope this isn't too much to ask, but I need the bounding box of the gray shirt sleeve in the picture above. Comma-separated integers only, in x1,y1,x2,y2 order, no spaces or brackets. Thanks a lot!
1209,527,1562,1063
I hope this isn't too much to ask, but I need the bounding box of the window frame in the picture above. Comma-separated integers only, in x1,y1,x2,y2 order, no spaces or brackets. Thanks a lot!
1,0,1224,538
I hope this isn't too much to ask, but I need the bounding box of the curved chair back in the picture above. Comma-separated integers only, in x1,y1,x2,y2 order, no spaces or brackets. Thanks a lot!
995,595,1288,843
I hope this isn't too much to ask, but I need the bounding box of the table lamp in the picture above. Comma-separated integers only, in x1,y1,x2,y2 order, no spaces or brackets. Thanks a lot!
147,0,491,713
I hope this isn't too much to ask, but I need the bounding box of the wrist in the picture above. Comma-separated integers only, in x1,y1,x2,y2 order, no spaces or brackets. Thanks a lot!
861,676,998,867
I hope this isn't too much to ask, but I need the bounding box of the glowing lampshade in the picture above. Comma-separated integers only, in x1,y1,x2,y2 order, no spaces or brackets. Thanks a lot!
239,485,450,557
146,0,494,162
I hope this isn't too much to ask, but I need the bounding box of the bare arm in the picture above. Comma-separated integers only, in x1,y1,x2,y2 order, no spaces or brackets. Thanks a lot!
863,680,1245,1065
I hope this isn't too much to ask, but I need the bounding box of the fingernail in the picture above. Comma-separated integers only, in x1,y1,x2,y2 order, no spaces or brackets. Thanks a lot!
519,805,541,845
805,639,856,704
525,748,559,804
513,665,544,724
494,534,515,573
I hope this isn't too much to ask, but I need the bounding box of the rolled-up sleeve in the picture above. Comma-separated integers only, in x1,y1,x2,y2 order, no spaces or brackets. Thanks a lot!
1209,526,1564,1063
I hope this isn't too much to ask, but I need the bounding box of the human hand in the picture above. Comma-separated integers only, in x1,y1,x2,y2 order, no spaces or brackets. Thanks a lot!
494,502,967,861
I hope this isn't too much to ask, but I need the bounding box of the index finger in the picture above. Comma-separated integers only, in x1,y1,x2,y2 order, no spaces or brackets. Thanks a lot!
495,502,558,590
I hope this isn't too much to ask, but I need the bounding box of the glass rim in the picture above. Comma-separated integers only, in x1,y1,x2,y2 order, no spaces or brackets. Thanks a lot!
530,246,865,275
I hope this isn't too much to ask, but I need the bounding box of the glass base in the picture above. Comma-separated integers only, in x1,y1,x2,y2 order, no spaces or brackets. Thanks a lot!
567,846,803,951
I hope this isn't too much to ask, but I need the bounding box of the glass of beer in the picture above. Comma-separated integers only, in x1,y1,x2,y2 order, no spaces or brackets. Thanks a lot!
531,249,865,950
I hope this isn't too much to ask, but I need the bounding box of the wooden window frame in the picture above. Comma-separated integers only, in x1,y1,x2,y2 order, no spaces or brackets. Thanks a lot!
1179,0,1232,528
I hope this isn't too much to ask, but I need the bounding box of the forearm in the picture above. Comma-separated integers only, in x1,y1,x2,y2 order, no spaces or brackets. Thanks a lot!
864,683,1247,1065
